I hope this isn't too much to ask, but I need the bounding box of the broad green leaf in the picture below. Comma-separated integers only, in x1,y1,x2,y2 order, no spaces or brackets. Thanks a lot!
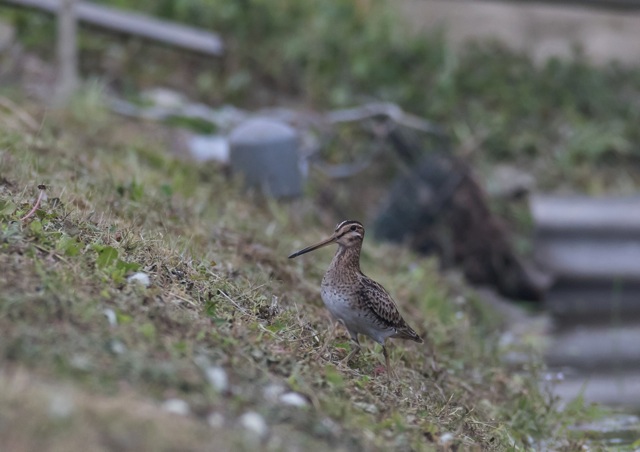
95,245,118,268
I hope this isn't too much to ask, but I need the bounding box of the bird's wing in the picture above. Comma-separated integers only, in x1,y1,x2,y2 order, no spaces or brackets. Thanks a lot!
357,275,407,329
357,274,423,343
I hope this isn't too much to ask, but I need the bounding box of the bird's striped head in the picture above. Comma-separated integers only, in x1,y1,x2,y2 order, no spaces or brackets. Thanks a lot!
288,220,364,258
333,220,364,248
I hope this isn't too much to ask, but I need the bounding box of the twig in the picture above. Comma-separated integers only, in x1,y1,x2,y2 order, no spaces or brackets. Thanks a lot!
218,289,252,317
257,323,279,339
315,102,448,179
327,102,446,136
20,185,47,222
170,291,198,307
437,393,455,417
32,243,70,264
0,97,40,131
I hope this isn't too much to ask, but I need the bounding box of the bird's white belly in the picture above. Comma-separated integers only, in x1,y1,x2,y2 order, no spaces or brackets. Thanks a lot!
320,286,358,324
320,285,394,343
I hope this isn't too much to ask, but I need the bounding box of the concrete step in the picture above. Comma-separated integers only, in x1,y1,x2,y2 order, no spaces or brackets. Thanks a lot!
545,280,640,321
531,195,640,234
546,324,640,369
531,195,640,320
550,371,640,408
535,235,640,281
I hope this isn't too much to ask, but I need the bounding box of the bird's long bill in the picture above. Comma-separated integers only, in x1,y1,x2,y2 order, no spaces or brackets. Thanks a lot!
288,235,336,259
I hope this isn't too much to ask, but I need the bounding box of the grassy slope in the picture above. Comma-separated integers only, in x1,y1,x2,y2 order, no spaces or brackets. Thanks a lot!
0,96,587,451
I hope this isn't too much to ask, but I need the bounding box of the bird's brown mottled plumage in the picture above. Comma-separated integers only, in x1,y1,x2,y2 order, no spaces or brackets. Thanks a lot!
288,220,423,378
357,277,422,342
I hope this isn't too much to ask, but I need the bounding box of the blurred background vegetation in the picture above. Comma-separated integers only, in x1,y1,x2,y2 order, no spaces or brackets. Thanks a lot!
4,0,640,195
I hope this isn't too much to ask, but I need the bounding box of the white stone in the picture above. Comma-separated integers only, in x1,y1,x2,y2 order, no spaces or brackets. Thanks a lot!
207,412,225,428
263,383,285,403
127,272,150,287
279,392,308,408
141,87,186,109
162,398,190,416
239,411,268,439
205,366,228,392
109,339,126,355
353,402,378,414
69,354,91,371
189,135,229,162
438,432,455,446
48,392,74,419
103,308,117,326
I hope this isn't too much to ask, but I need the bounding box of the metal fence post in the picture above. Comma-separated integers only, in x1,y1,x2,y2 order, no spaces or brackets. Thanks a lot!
55,0,78,105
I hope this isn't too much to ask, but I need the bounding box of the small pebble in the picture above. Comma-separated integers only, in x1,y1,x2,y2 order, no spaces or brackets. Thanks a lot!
439,432,455,446
279,392,308,408
69,354,92,371
353,401,378,414
142,87,186,109
263,383,285,403
363,429,376,442
128,272,150,287
207,411,225,428
189,135,229,163
162,398,190,416
205,366,228,392
321,417,340,435
48,392,74,419
239,411,268,440
109,339,126,355
103,308,117,326
543,372,565,382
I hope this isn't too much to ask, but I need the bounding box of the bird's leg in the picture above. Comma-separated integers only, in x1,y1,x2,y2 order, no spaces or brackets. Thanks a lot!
382,344,396,381
339,336,361,366
317,320,338,360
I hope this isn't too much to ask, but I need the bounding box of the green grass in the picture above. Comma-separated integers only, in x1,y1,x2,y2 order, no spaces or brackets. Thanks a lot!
0,89,599,450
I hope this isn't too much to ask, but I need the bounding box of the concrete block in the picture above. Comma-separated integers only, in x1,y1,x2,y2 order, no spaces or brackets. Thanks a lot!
229,118,302,199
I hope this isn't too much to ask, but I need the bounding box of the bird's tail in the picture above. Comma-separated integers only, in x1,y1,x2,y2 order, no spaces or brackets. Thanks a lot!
394,326,423,344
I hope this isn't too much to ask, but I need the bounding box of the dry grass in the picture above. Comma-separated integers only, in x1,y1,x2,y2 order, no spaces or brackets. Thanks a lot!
0,94,590,450
0,367,238,452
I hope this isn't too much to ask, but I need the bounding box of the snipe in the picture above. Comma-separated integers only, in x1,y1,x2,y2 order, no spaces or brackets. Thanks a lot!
289,220,423,378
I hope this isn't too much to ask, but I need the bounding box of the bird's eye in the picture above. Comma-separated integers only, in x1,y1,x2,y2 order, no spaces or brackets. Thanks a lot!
350,225,356,231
